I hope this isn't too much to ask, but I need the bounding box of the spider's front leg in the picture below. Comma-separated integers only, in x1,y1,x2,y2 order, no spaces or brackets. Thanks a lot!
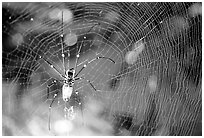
74,56,115,78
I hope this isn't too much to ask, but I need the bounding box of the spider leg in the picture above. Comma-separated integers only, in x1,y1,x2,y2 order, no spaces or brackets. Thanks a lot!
40,56,66,79
73,39,84,78
48,92,59,131
60,11,66,75
74,90,84,126
75,77,98,92
87,80,97,91
73,23,100,77
47,80,58,99
74,56,115,78
74,77,84,81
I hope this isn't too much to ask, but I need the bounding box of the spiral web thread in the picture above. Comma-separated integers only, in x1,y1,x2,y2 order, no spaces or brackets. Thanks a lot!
2,2,201,136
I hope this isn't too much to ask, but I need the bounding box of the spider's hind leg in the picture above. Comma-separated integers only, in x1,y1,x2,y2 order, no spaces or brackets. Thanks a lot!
87,80,97,91
75,77,98,92
73,90,84,125
48,91,59,131
47,80,58,99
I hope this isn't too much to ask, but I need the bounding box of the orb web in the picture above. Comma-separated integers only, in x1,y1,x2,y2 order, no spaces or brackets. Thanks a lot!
2,2,201,136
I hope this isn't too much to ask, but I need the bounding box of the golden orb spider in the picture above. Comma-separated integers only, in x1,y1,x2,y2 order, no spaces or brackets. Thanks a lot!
41,54,115,131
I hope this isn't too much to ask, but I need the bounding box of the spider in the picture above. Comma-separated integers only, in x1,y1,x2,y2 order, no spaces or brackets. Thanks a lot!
40,53,115,131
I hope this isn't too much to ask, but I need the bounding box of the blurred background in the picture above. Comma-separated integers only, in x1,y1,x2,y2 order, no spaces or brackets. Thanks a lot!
2,2,202,136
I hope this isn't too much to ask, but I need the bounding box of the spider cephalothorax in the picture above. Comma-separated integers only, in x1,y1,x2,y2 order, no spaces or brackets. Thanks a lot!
66,68,74,78
65,68,75,86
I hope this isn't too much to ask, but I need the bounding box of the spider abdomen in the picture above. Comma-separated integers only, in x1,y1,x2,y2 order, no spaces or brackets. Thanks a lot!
62,84,73,102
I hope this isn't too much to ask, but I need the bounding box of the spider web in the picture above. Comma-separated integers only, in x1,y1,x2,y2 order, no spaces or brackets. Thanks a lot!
2,2,202,136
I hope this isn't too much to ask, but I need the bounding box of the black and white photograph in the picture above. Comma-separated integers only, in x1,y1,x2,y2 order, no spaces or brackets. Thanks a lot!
2,2,202,136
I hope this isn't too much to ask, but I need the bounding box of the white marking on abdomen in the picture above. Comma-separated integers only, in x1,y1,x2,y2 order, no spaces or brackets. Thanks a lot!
62,84,73,102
